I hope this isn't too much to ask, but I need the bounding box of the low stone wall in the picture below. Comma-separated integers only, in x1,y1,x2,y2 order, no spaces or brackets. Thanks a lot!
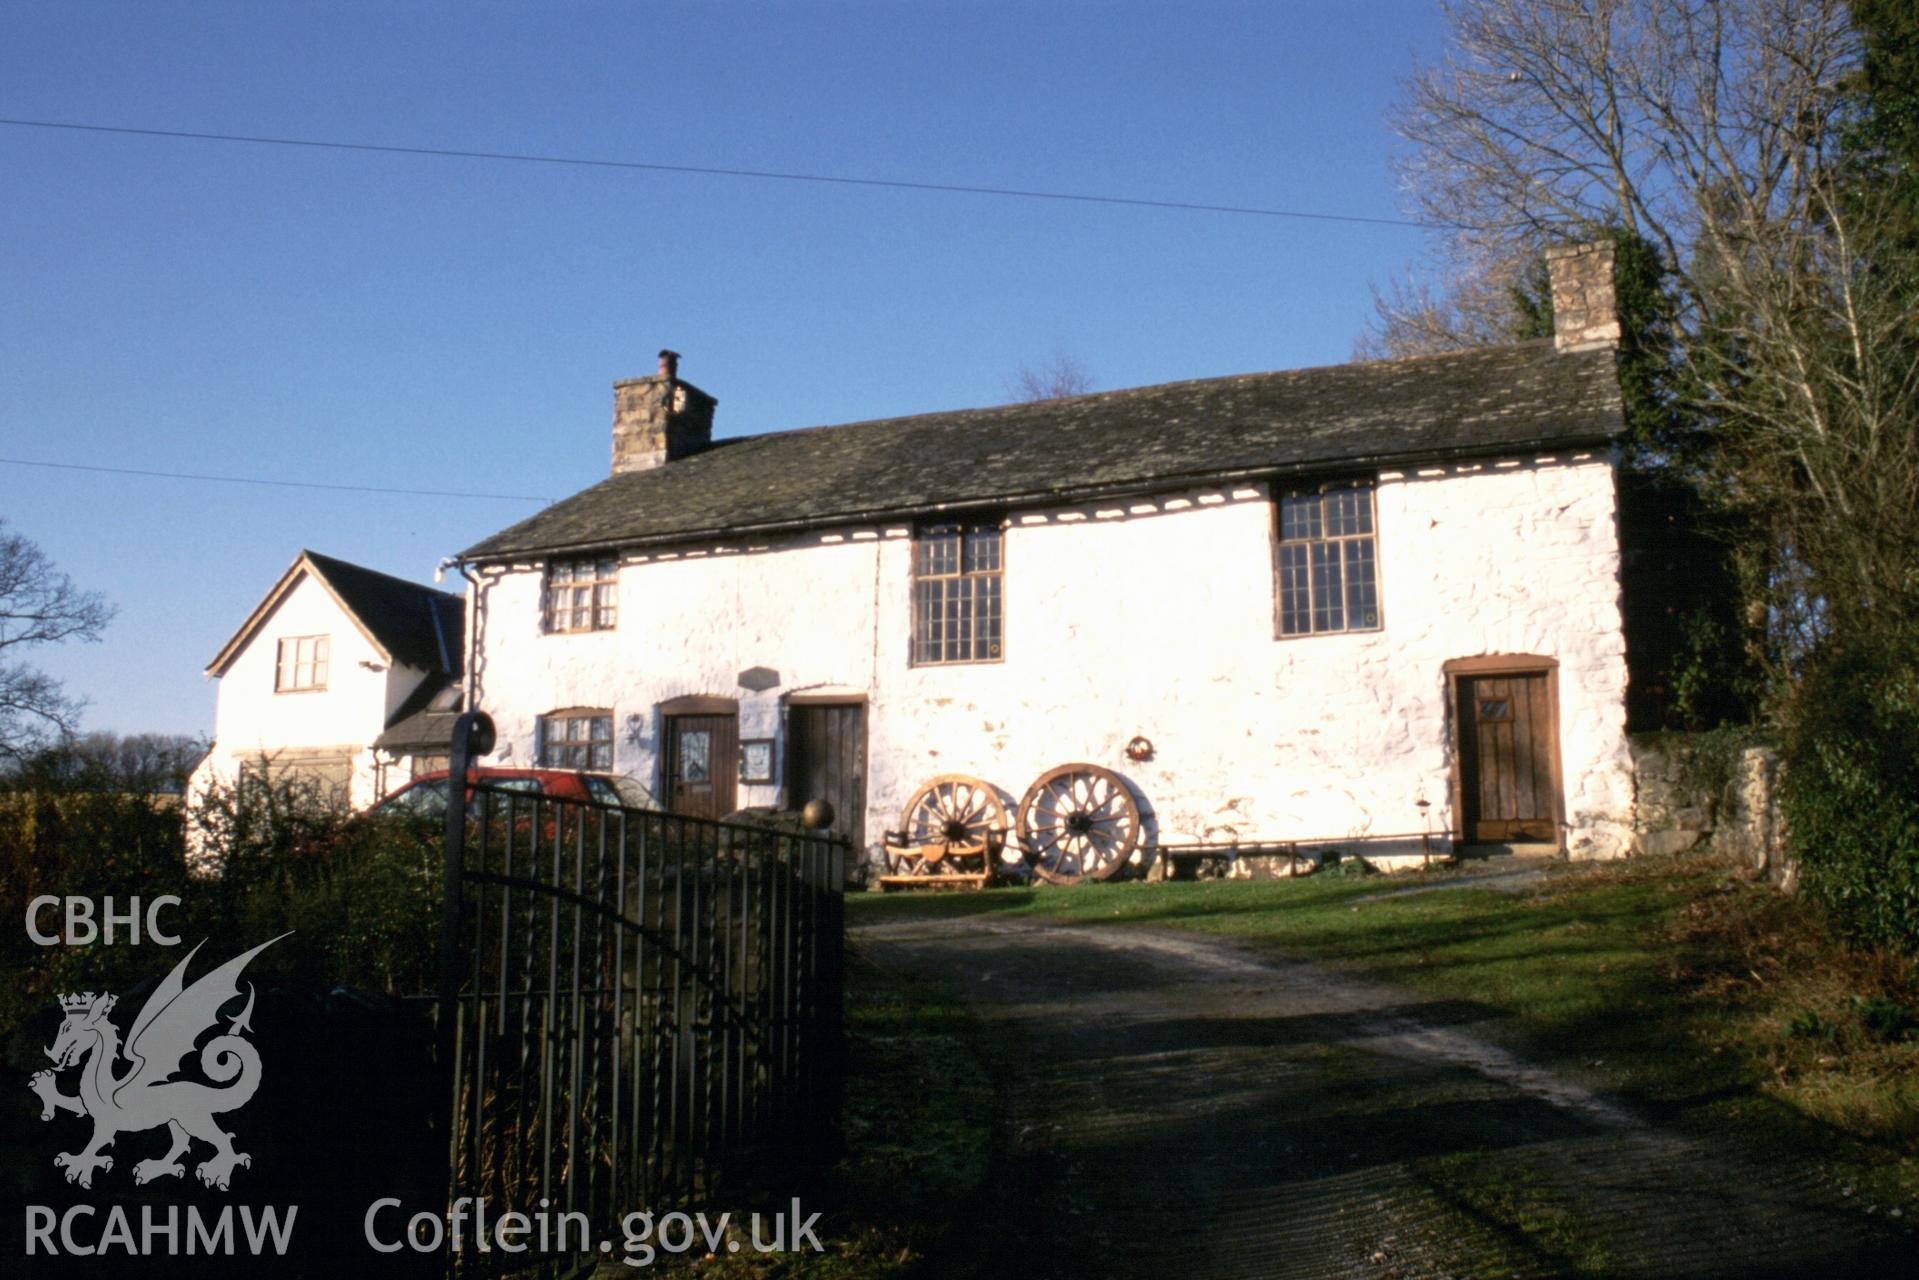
1629,734,1793,887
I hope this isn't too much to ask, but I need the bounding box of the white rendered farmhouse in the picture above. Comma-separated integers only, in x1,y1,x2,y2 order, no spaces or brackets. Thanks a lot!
456,245,1636,869
191,551,464,810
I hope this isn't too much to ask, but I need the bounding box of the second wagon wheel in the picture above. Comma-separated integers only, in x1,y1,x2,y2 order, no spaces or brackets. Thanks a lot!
893,774,1007,876
1017,763,1142,884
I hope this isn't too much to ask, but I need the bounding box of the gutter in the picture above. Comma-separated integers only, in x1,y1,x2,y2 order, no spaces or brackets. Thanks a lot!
454,430,1621,568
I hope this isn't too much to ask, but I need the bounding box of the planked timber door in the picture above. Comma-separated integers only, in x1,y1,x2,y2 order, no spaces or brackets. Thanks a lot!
1458,671,1559,843
786,701,867,853
664,712,738,820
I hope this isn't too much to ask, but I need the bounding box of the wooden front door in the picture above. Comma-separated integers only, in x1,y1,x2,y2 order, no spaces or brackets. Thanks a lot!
786,702,867,851
1458,671,1559,842
664,713,738,820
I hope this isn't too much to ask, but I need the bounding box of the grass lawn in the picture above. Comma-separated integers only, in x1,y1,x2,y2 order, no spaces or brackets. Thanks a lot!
847,850,1919,1219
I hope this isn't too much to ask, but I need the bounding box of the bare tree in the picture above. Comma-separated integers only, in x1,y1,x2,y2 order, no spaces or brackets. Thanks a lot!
1006,349,1095,402
1687,186,1919,661
0,521,114,762
1378,0,1919,674
1355,241,1552,359
1366,0,1857,353
1394,0,1855,292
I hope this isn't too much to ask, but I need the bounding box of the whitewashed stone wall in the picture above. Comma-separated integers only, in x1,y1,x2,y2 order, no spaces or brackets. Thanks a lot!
192,573,430,811
470,452,1634,863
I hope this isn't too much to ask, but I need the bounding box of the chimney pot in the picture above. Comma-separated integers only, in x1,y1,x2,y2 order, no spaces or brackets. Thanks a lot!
658,349,680,380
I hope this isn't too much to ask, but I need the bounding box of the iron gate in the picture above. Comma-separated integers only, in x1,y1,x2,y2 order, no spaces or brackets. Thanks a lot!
438,761,846,1274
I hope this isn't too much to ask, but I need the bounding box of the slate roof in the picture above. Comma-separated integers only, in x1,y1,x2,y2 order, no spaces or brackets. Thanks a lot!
301,552,465,675
462,339,1623,562
206,551,465,678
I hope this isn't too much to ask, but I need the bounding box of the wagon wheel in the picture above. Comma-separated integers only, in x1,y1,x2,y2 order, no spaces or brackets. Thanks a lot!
1016,763,1142,884
892,774,1007,876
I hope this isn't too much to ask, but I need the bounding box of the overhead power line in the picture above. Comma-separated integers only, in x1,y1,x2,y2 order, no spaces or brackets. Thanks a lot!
0,116,1443,230
0,456,552,502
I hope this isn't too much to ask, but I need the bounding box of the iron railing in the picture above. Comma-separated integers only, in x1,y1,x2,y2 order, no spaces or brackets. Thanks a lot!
440,782,846,1274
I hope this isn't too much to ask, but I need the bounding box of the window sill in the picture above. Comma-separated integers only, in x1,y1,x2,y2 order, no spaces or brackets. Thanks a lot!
1273,623,1385,642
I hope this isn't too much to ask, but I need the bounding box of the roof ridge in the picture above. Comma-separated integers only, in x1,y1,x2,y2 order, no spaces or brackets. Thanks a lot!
302,549,462,602
690,338,1565,451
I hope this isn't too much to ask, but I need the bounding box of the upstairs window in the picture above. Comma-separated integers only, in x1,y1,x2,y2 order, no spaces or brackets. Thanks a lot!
543,558,618,633
538,709,613,770
275,635,329,691
1275,483,1381,636
912,521,1004,664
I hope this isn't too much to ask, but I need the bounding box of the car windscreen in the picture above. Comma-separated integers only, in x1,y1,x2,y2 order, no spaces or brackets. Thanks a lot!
376,776,543,821
374,779,449,819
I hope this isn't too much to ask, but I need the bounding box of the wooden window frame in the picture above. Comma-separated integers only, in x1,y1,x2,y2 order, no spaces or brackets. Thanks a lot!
910,518,1006,666
1272,480,1383,638
1441,655,1565,850
274,634,330,692
537,708,615,770
542,557,619,634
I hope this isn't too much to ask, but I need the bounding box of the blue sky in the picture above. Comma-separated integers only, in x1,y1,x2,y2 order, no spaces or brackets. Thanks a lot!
1,1,1451,737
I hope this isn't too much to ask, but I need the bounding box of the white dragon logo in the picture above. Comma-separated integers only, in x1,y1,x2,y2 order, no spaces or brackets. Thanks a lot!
28,934,288,1191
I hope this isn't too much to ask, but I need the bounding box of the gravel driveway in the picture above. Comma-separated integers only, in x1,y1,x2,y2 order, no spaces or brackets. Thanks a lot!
853,915,1917,1279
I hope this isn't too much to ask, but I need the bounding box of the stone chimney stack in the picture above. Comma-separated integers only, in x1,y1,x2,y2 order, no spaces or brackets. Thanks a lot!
1545,241,1621,353
611,349,717,474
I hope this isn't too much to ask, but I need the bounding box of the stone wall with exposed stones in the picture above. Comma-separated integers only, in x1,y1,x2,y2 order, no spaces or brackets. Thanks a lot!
1630,734,1792,887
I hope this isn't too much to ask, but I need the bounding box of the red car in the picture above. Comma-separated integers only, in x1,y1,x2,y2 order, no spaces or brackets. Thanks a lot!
370,767,659,819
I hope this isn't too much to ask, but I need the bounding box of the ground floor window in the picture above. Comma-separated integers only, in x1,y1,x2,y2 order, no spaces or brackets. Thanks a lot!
538,710,613,770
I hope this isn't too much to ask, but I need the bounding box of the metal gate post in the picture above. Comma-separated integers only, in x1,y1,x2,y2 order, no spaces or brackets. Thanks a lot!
437,710,494,1269
441,710,496,1009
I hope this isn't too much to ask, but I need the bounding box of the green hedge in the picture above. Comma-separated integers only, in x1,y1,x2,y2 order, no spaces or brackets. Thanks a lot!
0,790,195,1029
0,773,441,1031
1780,637,1919,953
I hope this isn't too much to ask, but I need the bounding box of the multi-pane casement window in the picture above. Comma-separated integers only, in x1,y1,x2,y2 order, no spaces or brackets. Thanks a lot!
1275,483,1382,636
542,558,618,634
912,521,1004,664
274,635,329,691
538,710,614,770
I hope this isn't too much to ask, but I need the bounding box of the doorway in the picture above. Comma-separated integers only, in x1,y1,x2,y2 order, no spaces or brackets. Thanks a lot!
660,696,739,820
1447,658,1563,845
786,698,867,851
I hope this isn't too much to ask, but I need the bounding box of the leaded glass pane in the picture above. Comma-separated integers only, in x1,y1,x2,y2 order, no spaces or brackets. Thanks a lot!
1275,484,1379,636
913,522,1004,663
680,730,710,782
1343,539,1378,628
544,559,618,632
